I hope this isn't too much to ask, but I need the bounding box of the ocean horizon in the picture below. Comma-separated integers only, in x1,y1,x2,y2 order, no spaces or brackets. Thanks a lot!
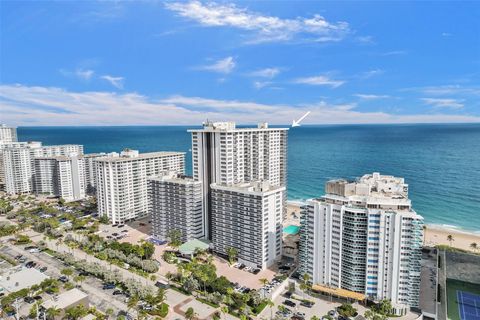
17,123,480,232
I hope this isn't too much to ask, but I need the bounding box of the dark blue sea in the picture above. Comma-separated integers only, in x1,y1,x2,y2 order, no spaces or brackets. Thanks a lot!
17,124,480,232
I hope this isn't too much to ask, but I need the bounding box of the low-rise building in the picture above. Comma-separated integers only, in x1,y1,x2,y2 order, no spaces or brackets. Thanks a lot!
42,288,89,319
0,267,49,294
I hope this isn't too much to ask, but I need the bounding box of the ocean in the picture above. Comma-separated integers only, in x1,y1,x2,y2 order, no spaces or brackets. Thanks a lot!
17,124,480,232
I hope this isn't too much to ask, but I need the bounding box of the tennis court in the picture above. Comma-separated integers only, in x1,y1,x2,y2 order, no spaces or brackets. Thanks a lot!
457,291,480,320
447,279,480,320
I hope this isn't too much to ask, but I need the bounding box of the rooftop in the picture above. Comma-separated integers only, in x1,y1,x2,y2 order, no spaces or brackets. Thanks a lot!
179,239,211,255
42,288,88,309
149,171,200,185
95,149,185,162
188,121,288,133
211,181,286,195
0,267,49,293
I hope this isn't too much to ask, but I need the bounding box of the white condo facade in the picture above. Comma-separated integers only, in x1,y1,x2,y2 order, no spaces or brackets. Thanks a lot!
83,153,106,194
188,121,288,239
299,173,423,314
148,171,204,242
211,181,285,269
33,155,86,202
2,142,83,194
0,124,17,143
95,149,185,224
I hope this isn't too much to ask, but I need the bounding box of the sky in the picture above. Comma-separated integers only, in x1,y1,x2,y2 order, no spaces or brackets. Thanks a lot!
1,0,479,126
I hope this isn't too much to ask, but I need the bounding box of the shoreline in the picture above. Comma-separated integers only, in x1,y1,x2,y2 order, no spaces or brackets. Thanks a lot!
286,201,480,253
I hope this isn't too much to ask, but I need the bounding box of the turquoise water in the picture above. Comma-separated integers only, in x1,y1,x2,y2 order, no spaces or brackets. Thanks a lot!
17,124,480,232
283,225,301,235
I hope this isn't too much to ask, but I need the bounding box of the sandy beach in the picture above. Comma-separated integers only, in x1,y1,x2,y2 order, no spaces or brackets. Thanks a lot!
287,201,480,254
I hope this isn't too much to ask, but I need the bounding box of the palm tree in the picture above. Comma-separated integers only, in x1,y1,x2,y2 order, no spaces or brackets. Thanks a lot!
266,300,274,320
422,225,427,246
105,308,114,319
61,268,74,281
447,234,454,246
185,307,197,320
127,295,139,316
46,306,61,320
259,278,268,298
470,242,478,252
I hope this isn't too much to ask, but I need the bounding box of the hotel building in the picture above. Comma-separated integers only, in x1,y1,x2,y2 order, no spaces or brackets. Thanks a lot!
188,121,288,239
299,173,423,314
95,149,185,224
148,171,203,242
211,181,285,269
33,155,86,202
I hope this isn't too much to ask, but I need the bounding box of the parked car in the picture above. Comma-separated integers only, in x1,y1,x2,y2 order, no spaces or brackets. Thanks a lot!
300,301,314,308
58,276,69,283
283,300,296,307
24,296,35,303
39,266,48,272
103,283,115,290
113,290,123,295
117,224,125,228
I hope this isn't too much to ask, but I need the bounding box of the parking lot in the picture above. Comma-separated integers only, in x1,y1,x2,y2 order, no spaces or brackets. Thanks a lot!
0,243,131,318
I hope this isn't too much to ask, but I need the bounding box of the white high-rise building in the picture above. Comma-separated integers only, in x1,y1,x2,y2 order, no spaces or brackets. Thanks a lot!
95,149,185,224
0,124,17,143
83,153,106,194
33,155,86,202
2,143,83,194
299,173,423,314
188,121,288,238
2,142,42,194
211,181,285,269
148,171,203,242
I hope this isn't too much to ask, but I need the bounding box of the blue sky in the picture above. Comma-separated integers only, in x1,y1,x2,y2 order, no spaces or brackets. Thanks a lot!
1,1,479,125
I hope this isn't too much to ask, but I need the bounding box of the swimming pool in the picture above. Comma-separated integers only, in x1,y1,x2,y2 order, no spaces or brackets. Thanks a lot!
283,225,300,235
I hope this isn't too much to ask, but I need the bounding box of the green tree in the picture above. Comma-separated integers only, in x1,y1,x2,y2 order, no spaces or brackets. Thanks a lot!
337,303,357,318
373,299,393,316
64,304,88,319
46,306,61,320
447,234,454,246
310,316,320,320
167,229,183,249
266,300,275,320
225,246,238,265
61,268,74,281
185,307,197,320
470,242,478,252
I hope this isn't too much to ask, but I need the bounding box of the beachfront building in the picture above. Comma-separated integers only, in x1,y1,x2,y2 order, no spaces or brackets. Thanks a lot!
33,155,86,202
0,124,17,143
2,142,83,194
188,121,288,239
95,149,185,224
148,171,203,242
299,172,424,314
211,181,285,269
83,153,106,194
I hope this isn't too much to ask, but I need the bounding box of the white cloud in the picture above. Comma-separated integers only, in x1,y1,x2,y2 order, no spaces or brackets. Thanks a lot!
422,98,464,109
379,50,408,56
248,67,281,79
355,94,390,100
60,68,95,81
197,57,236,74
415,85,480,96
294,75,345,88
441,32,452,37
361,69,384,79
100,75,124,89
253,81,272,89
165,1,349,44
1,84,479,126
